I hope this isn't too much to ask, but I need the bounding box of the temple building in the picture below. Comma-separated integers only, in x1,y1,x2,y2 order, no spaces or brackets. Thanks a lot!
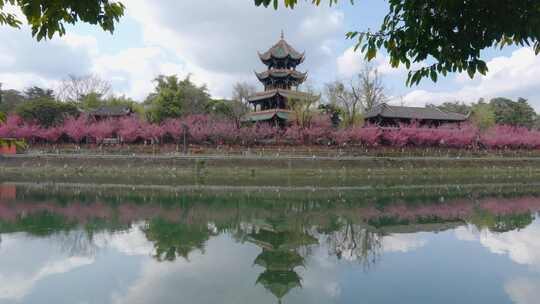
364,103,469,127
243,32,318,125
88,105,134,121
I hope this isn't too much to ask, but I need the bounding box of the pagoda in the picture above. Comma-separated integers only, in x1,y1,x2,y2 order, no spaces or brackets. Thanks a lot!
244,31,317,125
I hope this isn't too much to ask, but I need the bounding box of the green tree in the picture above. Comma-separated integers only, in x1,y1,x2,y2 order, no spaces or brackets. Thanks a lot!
428,101,471,115
533,115,540,130
16,98,79,127
0,0,125,40
318,103,342,127
146,75,210,122
79,92,105,111
23,86,55,100
0,87,25,113
229,82,255,127
106,95,145,115
325,81,360,127
470,102,495,131
205,99,250,127
256,0,540,84
489,97,536,128
289,83,320,128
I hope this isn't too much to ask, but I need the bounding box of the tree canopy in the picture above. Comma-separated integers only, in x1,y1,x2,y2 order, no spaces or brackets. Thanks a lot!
0,0,124,40
145,75,211,122
255,0,540,85
15,97,79,127
431,98,538,129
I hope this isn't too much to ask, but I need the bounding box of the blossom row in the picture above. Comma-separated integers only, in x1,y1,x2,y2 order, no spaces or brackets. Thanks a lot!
2,114,540,149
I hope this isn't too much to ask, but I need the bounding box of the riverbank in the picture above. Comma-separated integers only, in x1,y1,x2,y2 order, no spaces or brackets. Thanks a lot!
2,154,540,186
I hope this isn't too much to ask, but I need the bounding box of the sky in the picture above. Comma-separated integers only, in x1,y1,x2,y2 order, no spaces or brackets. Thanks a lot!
1,0,540,109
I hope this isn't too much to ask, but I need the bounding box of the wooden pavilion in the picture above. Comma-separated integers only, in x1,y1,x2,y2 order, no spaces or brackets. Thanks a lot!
89,105,134,121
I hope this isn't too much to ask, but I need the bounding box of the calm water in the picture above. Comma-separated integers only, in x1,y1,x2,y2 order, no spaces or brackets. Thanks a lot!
1,182,540,304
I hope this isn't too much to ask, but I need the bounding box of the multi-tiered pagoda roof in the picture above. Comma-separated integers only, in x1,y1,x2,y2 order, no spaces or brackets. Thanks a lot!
258,37,305,66
243,32,318,125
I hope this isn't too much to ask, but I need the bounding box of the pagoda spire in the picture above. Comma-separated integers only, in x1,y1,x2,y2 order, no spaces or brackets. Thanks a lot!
280,30,284,40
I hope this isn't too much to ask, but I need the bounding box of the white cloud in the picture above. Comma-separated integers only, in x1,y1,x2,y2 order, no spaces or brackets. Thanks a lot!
91,47,187,99
0,27,95,91
337,47,426,79
124,0,345,98
0,1,346,100
402,47,540,109
336,47,365,78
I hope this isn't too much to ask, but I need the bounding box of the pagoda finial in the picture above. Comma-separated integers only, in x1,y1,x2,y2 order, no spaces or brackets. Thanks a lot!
281,30,284,40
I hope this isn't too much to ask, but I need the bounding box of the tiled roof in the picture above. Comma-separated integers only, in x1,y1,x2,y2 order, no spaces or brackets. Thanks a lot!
255,69,307,81
364,103,468,121
90,105,132,117
258,38,304,61
242,109,294,122
248,89,319,103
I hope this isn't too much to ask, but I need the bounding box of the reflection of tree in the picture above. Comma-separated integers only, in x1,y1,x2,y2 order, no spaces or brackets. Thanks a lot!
142,217,216,262
323,218,383,269
248,217,317,304
470,209,535,233
0,211,76,236
54,230,99,257
491,213,534,232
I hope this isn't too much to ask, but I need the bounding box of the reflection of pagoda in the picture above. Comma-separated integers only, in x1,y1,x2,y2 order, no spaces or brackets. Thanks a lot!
244,31,316,125
248,218,317,304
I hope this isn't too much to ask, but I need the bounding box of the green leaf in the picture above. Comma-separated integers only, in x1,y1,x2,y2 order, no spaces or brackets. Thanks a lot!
430,69,437,82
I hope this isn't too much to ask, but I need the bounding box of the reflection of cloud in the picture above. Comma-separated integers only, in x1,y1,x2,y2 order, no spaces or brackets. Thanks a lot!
299,245,341,302
382,234,427,253
111,234,344,304
94,223,153,256
454,226,478,241
0,256,93,301
0,226,153,302
455,223,540,267
505,277,540,304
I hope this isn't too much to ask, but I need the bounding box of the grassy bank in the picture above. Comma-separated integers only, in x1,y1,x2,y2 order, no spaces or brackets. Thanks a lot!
2,154,540,187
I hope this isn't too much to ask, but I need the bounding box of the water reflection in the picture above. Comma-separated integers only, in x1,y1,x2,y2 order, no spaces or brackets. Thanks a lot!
247,217,317,303
2,183,540,303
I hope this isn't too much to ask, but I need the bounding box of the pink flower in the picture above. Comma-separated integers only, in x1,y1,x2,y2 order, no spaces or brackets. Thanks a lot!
63,115,89,143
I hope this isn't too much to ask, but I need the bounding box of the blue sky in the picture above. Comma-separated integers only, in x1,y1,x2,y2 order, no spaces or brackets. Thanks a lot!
1,0,539,109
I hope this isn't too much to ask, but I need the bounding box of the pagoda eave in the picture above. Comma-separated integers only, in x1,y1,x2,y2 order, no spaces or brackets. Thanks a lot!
248,89,320,104
255,69,307,82
241,109,294,123
258,52,305,64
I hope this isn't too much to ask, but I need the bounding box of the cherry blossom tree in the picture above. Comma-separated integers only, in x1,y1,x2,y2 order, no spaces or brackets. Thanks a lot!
87,120,115,144
63,115,89,144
